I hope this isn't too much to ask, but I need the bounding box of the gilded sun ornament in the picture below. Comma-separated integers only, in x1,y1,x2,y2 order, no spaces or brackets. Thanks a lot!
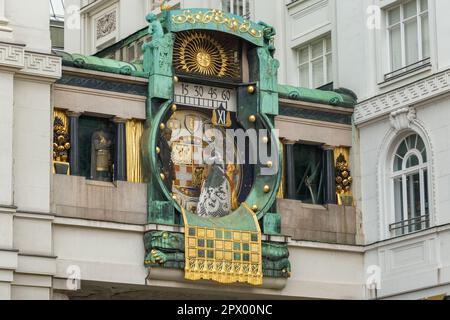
173,31,240,78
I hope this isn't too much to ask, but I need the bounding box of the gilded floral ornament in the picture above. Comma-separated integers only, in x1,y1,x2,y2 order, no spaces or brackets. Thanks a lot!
171,10,263,39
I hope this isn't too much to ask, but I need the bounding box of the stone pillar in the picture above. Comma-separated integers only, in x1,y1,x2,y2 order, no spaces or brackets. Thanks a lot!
0,72,14,206
113,117,127,181
284,140,297,200
67,112,81,176
323,145,337,205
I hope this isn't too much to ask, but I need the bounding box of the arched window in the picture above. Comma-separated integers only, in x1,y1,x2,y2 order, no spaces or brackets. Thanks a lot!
390,133,430,236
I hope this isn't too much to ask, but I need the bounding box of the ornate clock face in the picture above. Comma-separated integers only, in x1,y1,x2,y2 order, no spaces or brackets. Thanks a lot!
173,30,241,79
159,109,243,216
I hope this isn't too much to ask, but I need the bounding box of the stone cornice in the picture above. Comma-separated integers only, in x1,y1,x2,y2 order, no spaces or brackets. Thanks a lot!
0,41,24,70
355,68,450,125
0,42,61,80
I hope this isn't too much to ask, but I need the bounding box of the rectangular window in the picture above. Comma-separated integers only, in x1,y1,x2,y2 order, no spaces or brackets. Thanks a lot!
78,116,116,182
127,45,136,62
386,0,430,79
296,34,332,89
290,144,324,205
221,0,251,19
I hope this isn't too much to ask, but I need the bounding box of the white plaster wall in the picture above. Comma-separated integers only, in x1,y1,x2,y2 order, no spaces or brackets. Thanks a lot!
433,0,450,72
283,244,364,299
4,0,51,52
359,97,450,245
358,119,389,244
64,0,82,54
335,0,375,100
358,94,450,298
13,79,52,213
0,72,14,206
118,0,146,40
51,220,364,299
416,96,450,226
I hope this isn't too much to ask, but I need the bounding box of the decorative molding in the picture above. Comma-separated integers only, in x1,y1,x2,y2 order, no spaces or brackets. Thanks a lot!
0,42,61,79
355,69,450,125
375,117,437,241
389,107,416,132
96,10,117,40
0,42,25,69
56,74,147,96
21,52,62,79
279,104,352,125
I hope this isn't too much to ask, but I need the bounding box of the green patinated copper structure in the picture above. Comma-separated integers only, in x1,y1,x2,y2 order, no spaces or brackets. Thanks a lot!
141,8,292,280
54,8,357,283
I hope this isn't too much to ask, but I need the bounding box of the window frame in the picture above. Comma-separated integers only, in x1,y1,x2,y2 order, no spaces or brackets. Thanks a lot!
386,0,430,74
389,133,430,236
296,34,332,89
221,0,252,19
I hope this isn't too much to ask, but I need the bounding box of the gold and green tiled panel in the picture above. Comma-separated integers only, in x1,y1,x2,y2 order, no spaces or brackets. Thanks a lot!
187,227,260,265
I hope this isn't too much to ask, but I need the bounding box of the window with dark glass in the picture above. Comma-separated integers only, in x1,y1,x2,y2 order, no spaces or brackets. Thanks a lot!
78,116,116,182
289,144,325,205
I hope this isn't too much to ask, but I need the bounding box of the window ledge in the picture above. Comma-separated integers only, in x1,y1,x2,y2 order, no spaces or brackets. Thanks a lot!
378,63,432,89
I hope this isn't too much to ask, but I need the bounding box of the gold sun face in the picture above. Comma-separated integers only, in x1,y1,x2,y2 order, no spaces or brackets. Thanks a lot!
196,51,211,68
173,31,241,79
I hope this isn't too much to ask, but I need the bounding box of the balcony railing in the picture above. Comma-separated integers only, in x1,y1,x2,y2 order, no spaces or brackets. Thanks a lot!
384,57,431,82
389,215,430,236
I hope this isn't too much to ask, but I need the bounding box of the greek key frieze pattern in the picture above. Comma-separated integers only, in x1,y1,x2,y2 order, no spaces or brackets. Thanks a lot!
0,42,24,68
355,70,450,125
23,52,61,78
0,42,61,78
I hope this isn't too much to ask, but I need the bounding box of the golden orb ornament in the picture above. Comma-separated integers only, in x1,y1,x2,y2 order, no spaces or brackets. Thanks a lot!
173,76,179,83
262,136,269,144
263,185,270,193
252,205,258,212
160,123,166,130
247,85,256,94
156,147,161,155
266,161,273,168
248,115,256,123
160,173,166,180
171,104,177,112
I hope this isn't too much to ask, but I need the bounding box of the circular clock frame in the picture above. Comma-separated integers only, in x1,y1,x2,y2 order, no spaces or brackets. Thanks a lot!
148,100,282,221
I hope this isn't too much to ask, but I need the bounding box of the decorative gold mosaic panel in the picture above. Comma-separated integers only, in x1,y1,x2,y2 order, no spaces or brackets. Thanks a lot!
184,225,262,285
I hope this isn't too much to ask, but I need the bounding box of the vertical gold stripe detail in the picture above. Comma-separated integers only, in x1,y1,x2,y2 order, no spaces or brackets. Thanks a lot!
126,119,145,183
277,140,285,199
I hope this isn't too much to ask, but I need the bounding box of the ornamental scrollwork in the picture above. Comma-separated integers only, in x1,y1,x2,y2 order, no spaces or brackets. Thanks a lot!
171,9,263,39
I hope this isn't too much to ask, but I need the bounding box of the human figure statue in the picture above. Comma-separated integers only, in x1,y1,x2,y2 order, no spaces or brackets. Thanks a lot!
196,145,232,218
90,129,113,181
143,13,164,50
158,127,174,191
